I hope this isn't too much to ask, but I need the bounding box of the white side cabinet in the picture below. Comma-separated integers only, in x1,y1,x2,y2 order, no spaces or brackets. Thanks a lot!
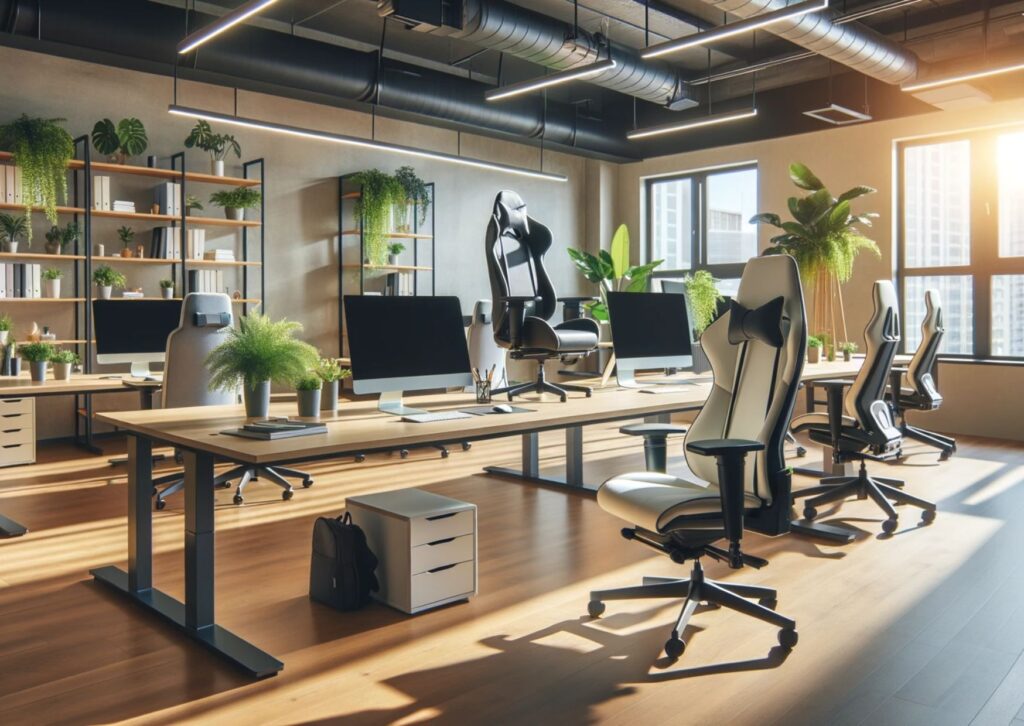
347,488,477,615
0,397,35,467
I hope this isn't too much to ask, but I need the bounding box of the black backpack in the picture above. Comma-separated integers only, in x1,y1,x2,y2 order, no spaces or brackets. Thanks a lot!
309,512,380,611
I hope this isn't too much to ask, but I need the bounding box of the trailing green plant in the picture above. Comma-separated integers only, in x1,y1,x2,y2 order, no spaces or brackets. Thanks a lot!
393,166,431,227
387,242,405,257
91,118,148,163
209,187,261,210
41,267,62,281
0,213,30,250
44,221,79,253
92,265,127,288
314,356,351,383
0,115,74,234
683,270,724,336
117,225,135,248
352,169,404,266
294,374,323,391
566,224,663,321
0,313,12,332
839,341,858,354
159,278,175,290
18,341,54,363
184,120,241,161
185,194,203,212
807,335,823,349
49,349,78,365
751,162,880,284
205,311,319,392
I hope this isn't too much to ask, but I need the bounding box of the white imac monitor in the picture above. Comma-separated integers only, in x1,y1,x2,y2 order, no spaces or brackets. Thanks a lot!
93,299,182,378
344,295,474,415
607,291,693,388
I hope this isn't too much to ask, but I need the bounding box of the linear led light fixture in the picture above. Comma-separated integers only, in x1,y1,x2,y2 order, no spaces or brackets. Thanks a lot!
902,60,1024,92
168,105,568,182
627,108,758,140
642,0,829,59
803,103,872,125
178,0,281,54
486,59,617,102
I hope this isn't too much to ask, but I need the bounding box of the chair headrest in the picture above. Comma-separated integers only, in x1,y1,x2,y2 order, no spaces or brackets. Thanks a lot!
495,190,529,239
181,292,233,328
727,296,785,348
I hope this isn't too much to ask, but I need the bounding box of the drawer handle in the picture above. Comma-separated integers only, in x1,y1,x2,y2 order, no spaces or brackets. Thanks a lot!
426,537,455,547
427,563,457,574
1,400,24,405
425,513,456,521
2,444,22,449
1,428,21,434
1,414,21,418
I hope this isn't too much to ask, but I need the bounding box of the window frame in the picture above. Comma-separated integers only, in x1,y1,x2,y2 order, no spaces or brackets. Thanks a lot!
897,128,1024,361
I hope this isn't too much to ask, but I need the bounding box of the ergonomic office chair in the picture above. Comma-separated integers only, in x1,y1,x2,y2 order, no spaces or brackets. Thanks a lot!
486,191,600,402
887,289,956,460
791,281,937,534
588,254,806,659
152,294,314,509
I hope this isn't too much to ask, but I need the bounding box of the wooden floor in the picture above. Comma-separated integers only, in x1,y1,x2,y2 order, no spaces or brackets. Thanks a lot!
1,423,1023,725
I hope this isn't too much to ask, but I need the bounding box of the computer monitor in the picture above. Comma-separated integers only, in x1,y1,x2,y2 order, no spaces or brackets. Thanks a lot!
344,295,473,415
93,299,182,377
607,291,693,387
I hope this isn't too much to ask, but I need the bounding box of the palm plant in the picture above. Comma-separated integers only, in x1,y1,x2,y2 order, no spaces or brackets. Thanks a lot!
206,311,319,394
567,224,663,321
0,213,30,251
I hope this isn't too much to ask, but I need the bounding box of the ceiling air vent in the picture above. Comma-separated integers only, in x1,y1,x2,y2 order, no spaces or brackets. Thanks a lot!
802,103,872,126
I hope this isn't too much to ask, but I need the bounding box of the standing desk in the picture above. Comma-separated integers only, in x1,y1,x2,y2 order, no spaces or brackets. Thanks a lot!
90,359,862,679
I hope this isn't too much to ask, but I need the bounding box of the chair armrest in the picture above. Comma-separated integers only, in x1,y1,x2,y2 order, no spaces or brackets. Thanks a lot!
558,296,598,321
501,295,542,304
686,438,764,456
557,296,599,304
619,423,687,438
808,378,855,389
500,297,539,347
890,366,908,374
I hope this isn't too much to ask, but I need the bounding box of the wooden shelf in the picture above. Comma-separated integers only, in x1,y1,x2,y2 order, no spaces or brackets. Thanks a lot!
94,255,178,265
0,151,260,187
0,201,85,216
91,209,178,223
340,192,361,200
0,297,85,303
232,298,261,304
0,251,86,262
342,263,433,272
188,258,261,267
340,230,432,240
189,216,262,228
50,339,92,345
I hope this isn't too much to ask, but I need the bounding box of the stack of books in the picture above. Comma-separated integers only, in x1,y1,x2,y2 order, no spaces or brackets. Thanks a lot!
203,249,236,262
0,263,43,298
153,182,182,216
92,175,112,211
149,227,182,259
112,200,136,214
1,164,24,204
187,229,207,259
121,291,144,299
187,268,225,294
222,419,328,440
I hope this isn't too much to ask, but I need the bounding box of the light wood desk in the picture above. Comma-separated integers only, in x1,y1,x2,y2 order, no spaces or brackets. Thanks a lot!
90,360,862,679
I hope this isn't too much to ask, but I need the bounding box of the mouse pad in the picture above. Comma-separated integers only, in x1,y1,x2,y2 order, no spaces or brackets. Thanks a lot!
460,405,535,416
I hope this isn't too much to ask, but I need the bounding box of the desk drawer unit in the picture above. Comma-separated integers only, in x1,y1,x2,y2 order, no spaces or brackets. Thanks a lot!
0,398,35,467
347,488,477,615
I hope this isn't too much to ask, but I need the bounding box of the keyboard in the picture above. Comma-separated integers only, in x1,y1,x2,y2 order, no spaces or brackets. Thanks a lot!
401,411,475,424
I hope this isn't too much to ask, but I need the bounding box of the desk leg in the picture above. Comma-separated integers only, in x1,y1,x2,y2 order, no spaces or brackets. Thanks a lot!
484,429,598,493
93,441,282,679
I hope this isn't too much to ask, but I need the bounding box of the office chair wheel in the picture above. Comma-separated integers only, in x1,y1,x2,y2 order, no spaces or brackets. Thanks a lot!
778,628,798,650
440,448,450,458
796,446,807,457
585,389,592,398
462,442,471,451
355,454,366,463
760,597,778,610
154,498,166,511
400,449,409,459
939,449,952,462
882,517,898,534
802,505,817,520
664,634,686,659
282,488,294,501
921,509,936,525
587,600,605,618
560,394,568,403
302,478,313,488
233,494,244,505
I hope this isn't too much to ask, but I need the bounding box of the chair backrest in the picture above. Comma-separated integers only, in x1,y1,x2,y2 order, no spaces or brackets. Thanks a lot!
486,191,557,346
163,293,236,409
683,254,806,535
906,288,943,402
845,280,901,437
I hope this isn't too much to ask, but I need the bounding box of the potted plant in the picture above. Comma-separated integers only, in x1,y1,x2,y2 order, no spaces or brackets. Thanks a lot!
295,374,323,418
93,265,126,299
210,187,261,221
184,120,241,176
807,335,822,363
206,311,318,419
387,242,405,266
0,313,11,345
49,348,78,381
41,268,62,299
43,221,79,255
0,115,74,234
393,166,431,233
0,212,29,253
159,278,175,300
185,195,203,216
353,169,404,266
19,341,53,382
90,118,148,164
683,270,724,374
567,224,663,322
315,356,351,416
117,225,135,257
839,341,858,362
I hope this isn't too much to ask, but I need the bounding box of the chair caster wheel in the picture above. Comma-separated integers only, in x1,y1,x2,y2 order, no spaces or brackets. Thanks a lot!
939,450,952,461
778,628,798,649
440,449,450,459
155,499,166,511
462,442,471,451
587,600,605,618
760,598,778,610
217,481,232,489
803,505,817,520
400,449,409,459
282,489,294,501
882,517,898,534
302,478,313,488
585,389,592,398
796,446,807,457
355,454,366,463
233,494,244,505
921,509,936,525
664,635,686,659
560,395,568,403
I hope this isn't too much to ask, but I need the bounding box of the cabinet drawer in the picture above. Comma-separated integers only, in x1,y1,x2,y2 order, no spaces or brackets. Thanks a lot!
0,422,33,446
0,441,34,467
0,398,32,415
410,509,474,547
411,533,474,575
411,560,475,609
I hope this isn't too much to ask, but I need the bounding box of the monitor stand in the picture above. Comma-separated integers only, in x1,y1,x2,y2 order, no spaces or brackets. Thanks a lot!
130,361,154,379
377,390,427,416
616,364,695,389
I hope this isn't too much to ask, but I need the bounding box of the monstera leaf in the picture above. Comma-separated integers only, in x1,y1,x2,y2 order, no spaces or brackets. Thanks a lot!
91,117,148,162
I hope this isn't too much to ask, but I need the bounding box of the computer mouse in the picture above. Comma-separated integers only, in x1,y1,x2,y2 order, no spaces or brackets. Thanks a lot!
492,404,514,414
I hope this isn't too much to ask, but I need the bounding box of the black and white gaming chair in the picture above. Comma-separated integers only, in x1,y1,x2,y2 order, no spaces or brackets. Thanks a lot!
887,289,956,460
792,281,937,534
588,255,806,660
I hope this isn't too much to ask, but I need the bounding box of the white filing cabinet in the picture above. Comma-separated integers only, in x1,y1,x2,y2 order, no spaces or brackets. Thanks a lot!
347,488,477,614
0,397,35,467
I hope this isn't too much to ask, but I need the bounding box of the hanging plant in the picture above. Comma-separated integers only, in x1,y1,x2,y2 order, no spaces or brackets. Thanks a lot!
352,169,403,266
683,270,724,337
393,166,431,231
0,115,75,238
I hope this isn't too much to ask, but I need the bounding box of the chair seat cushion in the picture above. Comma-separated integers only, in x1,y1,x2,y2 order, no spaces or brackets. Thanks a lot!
522,316,598,353
790,411,859,432
597,471,762,533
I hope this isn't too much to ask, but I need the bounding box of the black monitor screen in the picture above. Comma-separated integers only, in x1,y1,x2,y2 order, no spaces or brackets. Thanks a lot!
93,299,182,355
607,292,692,360
344,296,471,383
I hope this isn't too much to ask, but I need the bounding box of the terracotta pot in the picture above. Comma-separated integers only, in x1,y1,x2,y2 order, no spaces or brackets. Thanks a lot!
121,247,134,258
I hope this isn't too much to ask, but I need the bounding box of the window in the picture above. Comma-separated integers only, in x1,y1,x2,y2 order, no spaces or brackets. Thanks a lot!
898,129,1024,359
646,165,757,290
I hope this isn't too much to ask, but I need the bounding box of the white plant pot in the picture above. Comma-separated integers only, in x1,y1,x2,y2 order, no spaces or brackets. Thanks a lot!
388,254,399,266
225,207,245,221
6,241,18,254
53,362,72,381
43,279,61,299
98,285,113,300
0,331,8,345
212,159,225,177
161,287,174,299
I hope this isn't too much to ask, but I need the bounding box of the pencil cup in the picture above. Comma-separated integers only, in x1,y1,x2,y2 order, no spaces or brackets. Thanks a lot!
475,380,492,404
